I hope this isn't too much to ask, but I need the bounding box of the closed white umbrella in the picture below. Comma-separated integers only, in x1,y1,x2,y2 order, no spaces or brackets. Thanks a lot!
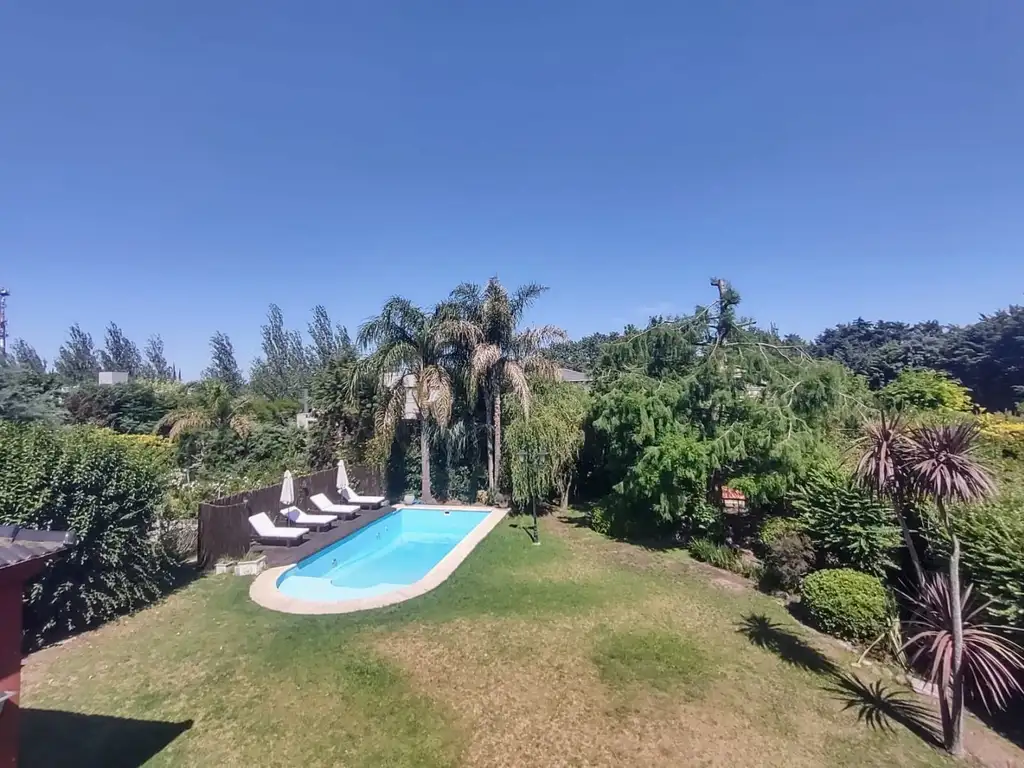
336,460,350,491
280,470,295,506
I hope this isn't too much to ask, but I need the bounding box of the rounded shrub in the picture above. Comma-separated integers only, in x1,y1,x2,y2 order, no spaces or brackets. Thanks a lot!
800,568,890,643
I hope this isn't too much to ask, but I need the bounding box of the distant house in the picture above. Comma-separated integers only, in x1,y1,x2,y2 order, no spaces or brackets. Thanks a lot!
98,371,129,386
557,368,591,386
382,373,423,421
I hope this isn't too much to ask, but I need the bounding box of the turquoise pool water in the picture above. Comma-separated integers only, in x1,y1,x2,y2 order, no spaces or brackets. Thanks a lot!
276,507,490,602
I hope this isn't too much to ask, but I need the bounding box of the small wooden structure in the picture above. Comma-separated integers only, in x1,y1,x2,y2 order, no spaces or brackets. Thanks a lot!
721,486,747,511
0,526,75,768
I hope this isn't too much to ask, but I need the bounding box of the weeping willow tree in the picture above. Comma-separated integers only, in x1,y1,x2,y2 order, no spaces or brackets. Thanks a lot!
504,379,590,511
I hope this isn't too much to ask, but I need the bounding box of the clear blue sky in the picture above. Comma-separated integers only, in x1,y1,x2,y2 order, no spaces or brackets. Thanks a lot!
2,2,1022,378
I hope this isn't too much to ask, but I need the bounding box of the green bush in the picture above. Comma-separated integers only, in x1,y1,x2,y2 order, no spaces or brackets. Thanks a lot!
0,422,177,648
927,491,1024,627
689,538,740,570
762,531,816,593
758,517,806,551
791,466,900,577
800,568,890,643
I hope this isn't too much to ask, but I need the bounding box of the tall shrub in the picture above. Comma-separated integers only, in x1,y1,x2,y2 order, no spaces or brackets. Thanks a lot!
0,422,175,648
791,466,901,577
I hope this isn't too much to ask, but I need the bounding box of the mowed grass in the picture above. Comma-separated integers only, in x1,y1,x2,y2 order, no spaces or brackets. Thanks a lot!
20,513,1014,767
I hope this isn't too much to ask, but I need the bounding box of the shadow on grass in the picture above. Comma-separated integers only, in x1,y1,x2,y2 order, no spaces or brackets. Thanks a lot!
20,708,193,767
826,673,941,747
737,613,940,747
736,613,838,676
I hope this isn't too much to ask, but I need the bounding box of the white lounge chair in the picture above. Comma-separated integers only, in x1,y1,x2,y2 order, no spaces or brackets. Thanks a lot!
249,512,308,546
281,506,336,531
339,486,387,509
310,493,360,519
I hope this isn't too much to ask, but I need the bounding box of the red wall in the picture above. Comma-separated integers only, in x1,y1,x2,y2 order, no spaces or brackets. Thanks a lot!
0,581,23,768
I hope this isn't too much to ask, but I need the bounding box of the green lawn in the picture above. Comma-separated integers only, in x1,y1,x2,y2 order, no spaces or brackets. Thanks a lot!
21,514,1019,767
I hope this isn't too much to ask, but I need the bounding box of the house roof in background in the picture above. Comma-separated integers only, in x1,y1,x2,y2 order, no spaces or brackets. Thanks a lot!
557,367,591,384
0,525,76,569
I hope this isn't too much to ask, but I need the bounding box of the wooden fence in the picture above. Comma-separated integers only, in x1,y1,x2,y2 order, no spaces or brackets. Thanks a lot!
197,465,384,569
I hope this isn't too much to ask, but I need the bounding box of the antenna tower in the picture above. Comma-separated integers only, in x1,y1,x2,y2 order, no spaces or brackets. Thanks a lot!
0,287,9,357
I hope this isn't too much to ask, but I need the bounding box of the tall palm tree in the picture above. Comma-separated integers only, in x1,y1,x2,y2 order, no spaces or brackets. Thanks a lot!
854,412,927,586
905,422,997,756
450,278,566,492
357,297,473,502
154,380,255,440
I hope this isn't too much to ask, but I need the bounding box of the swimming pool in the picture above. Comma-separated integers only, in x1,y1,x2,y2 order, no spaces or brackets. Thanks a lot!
252,506,504,613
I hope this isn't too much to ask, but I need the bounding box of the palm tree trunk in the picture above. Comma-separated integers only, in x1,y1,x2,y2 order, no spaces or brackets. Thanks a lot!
947,524,965,757
484,391,495,491
895,500,927,587
493,388,502,494
420,419,433,503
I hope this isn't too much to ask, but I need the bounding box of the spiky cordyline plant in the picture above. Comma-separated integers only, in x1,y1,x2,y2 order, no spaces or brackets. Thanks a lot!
903,421,998,756
853,412,925,585
901,575,1024,717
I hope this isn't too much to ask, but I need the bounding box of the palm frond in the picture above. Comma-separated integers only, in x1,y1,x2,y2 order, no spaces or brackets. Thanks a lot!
470,344,502,392
516,324,567,354
374,380,408,446
502,362,532,417
509,282,549,322
524,354,559,380
900,574,1024,712
419,364,453,427
229,414,256,439
357,296,423,351
906,423,996,509
161,409,211,440
854,412,912,498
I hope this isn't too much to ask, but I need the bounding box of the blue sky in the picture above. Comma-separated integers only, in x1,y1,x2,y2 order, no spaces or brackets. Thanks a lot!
2,2,1022,377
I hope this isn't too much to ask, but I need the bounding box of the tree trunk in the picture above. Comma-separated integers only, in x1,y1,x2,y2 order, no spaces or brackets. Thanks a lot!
493,388,502,495
560,481,570,511
420,420,433,503
895,501,927,587
947,528,965,757
484,391,495,492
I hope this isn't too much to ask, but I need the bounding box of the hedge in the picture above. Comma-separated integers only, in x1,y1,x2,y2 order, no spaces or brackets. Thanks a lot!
801,568,889,643
0,422,177,648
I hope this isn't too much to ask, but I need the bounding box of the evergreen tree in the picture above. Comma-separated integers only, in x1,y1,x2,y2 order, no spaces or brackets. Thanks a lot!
55,324,100,384
307,305,354,368
10,339,47,375
202,331,245,393
250,304,311,399
142,334,174,380
98,322,143,375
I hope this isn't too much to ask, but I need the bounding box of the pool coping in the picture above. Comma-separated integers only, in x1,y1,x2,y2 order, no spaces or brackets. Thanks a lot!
248,504,506,615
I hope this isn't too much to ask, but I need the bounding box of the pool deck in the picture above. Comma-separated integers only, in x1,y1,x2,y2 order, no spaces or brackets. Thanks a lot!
249,505,506,615
255,504,396,567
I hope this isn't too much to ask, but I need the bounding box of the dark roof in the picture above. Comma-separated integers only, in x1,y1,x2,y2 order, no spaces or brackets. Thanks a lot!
557,367,592,384
0,525,76,569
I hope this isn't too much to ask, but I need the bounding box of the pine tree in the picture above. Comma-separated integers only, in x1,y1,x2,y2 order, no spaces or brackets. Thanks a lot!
98,323,143,375
10,339,47,375
249,304,311,399
202,331,245,393
142,334,174,380
55,324,100,384
307,305,355,368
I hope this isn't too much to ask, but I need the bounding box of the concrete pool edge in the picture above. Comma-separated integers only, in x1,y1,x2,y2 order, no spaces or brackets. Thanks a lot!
248,505,506,615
